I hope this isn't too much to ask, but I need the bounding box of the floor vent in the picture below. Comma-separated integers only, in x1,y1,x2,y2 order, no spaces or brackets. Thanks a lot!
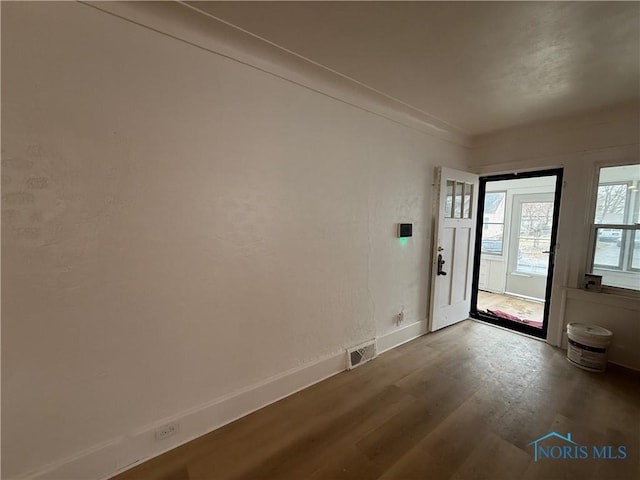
347,340,377,370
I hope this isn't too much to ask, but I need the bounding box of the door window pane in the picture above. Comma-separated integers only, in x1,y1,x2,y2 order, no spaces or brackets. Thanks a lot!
463,183,473,218
455,181,464,218
445,180,454,218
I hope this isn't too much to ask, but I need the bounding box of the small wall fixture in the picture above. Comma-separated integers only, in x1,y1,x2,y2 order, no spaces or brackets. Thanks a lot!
397,223,413,238
583,273,602,292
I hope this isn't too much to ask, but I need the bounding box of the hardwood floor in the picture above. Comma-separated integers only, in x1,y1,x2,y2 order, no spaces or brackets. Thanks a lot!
112,320,640,480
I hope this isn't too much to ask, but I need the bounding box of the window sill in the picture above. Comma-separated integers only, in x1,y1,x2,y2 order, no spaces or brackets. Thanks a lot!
512,271,547,278
601,285,640,298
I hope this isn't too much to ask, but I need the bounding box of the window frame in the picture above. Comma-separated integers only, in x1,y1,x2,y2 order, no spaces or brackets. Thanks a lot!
587,162,640,295
480,190,507,256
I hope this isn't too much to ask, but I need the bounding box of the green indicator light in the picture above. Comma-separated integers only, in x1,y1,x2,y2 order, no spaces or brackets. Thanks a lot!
400,237,408,245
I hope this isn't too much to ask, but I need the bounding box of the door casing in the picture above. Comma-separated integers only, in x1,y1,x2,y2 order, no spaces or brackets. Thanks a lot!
470,168,564,339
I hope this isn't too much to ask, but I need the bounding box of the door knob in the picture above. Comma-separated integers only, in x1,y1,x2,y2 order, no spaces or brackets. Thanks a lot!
437,254,447,276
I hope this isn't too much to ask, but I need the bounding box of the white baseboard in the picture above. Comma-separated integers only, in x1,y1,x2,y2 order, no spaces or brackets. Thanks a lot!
608,360,640,372
20,323,430,480
376,319,428,355
20,352,346,480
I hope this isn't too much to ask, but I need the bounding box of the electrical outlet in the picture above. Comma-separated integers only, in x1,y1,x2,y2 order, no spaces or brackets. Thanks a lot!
154,422,179,441
396,310,405,325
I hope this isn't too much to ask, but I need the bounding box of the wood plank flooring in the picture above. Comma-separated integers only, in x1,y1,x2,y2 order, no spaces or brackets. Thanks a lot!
112,320,640,480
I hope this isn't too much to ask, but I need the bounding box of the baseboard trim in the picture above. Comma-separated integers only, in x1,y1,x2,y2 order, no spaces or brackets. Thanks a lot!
20,322,430,480
376,319,428,355
605,360,640,373
19,352,346,480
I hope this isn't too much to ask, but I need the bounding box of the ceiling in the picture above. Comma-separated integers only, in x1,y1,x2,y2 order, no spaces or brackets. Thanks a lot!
187,1,639,136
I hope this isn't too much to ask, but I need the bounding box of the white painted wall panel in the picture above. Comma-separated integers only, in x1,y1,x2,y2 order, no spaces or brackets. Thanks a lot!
1,2,467,478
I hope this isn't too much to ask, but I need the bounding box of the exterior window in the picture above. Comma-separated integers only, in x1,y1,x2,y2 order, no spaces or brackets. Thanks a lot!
481,191,506,255
590,164,640,291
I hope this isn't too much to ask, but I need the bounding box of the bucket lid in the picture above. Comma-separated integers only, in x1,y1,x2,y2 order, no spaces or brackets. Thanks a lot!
567,323,613,338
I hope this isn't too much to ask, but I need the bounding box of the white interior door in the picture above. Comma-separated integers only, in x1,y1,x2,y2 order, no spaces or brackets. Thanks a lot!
429,167,479,331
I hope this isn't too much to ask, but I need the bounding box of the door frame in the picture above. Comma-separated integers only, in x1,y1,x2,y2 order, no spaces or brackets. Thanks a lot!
469,168,563,339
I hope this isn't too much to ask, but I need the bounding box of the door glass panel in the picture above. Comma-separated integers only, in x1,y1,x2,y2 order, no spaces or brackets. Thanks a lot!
455,181,464,218
516,201,553,275
463,183,473,218
445,180,454,218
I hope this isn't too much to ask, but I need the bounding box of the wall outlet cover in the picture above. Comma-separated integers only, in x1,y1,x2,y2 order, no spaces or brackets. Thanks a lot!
154,422,179,441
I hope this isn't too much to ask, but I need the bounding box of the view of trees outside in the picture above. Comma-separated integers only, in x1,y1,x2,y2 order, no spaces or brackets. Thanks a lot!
594,183,628,224
516,201,553,275
592,164,639,290
593,182,634,268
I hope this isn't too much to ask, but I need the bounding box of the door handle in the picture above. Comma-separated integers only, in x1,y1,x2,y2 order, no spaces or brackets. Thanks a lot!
437,254,447,276
542,250,551,254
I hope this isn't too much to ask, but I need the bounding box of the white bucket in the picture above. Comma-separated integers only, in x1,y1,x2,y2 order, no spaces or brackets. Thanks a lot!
567,323,613,372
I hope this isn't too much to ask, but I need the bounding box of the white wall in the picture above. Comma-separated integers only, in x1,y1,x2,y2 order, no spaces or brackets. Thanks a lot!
562,288,640,370
1,3,468,478
470,102,640,369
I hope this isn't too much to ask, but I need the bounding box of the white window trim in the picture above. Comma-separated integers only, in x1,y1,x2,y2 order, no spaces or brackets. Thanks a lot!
586,160,640,297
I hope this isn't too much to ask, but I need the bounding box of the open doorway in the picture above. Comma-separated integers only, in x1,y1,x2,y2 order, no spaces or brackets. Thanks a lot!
470,169,563,338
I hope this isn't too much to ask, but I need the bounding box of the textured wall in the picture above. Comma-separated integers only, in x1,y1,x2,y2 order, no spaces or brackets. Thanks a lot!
1,2,467,477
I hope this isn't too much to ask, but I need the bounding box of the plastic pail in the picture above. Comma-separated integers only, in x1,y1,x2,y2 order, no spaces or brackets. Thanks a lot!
567,323,613,372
